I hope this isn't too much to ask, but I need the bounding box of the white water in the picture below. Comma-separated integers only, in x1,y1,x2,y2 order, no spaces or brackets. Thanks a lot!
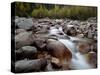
49,26,92,69
70,52,91,69
49,27,61,35
58,27,66,36
58,39,77,54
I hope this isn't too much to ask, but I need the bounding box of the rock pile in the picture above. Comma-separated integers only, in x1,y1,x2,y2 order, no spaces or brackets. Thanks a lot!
12,16,97,73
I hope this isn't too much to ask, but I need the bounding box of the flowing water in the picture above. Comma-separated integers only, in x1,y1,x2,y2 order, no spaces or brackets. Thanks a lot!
49,26,92,69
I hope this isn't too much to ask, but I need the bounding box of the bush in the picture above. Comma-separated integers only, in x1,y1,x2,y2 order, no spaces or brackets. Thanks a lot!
31,5,49,18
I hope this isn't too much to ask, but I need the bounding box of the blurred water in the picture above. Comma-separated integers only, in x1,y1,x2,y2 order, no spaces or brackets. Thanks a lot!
49,26,61,35
70,52,91,69
49,26,92,69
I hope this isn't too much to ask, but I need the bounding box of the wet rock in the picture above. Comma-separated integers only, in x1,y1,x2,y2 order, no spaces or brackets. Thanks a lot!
15,31,35,49
77,43,91,54
63,25,77,36
51,57,60,65
87,51,97,68
51,57,62,69
15,58,47,73
45,56,61,71
46,39,72,62
93,43,97,53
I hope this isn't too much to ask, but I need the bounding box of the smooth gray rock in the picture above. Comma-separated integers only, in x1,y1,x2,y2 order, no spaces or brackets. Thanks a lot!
15,31,34,49
15,17,26,26
21,46,37,53
15,58,47,72
17,18,34,30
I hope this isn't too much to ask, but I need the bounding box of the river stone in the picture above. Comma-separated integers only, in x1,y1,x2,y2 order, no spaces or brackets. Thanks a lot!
76,34,84,38
15,58,47,73
15,29,26,34
46,39,72,61
87,30,93,39
21,46,37,53
87,17,97,23
15,31,34,49
55,19,63,25
33,38,46,50
38,18,52,23
51,57,62,69
15,46,37,60
87,51,97,68
51,57,60,65
77,43,90,54
15,17,26,26
34,24,49,34
63,25,77,36
17,46,37,54
17,18,34,30
45,62,54,71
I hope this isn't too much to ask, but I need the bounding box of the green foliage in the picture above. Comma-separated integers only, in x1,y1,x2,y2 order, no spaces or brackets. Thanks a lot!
15,2,97,20
31,5,48,18
15,2,31,17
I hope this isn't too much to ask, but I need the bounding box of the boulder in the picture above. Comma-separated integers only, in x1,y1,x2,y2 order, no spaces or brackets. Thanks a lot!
77,42,91,54
63,25,77,36
87,51,97,68
32,24,49,34
15,58,47,73
46,39,72,62
15,17,26,26
15,31,35,49
17,18,34,30
33,38,46,50
15,46,37,60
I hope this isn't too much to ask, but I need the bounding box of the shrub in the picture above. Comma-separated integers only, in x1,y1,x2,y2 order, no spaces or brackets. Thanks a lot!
31,5,48,18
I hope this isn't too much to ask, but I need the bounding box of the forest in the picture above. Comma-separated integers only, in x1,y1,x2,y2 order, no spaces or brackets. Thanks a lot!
15,2,97,20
